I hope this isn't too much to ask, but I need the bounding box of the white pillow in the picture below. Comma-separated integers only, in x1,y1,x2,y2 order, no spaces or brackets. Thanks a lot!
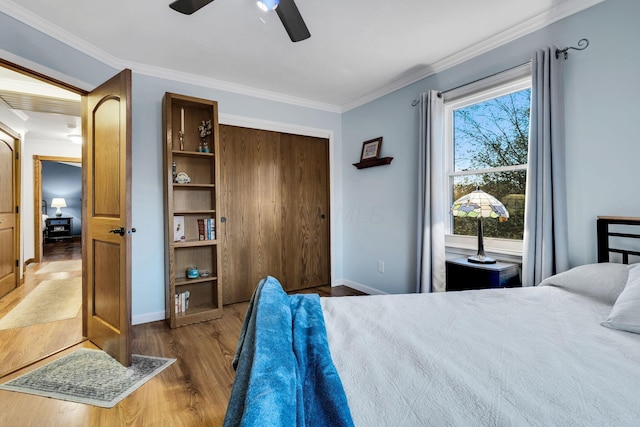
538,262,629,305
601,263,640,334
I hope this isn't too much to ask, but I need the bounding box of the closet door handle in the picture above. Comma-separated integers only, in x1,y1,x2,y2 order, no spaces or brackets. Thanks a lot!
320,214,326,219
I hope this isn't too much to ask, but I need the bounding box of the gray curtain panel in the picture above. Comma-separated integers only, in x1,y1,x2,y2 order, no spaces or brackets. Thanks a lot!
522,47,570,286
417,90,446,293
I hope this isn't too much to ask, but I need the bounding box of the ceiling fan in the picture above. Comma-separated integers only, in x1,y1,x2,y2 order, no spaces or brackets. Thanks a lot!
169,0,311,42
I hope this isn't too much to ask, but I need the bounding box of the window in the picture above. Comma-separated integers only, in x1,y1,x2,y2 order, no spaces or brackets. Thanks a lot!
444,70,531,255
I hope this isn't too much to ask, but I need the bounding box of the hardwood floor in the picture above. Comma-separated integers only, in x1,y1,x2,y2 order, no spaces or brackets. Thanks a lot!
0,249,83,377
0,281,365,426
42,237,82,262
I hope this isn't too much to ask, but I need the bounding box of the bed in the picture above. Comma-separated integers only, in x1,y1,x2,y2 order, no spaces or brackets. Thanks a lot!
224,216,640,426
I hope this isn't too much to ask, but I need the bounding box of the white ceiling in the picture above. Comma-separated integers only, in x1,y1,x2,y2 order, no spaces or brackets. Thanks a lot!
1,0,603,114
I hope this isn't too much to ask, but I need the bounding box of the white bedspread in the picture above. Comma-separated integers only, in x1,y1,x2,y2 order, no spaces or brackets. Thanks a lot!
321,286,640,426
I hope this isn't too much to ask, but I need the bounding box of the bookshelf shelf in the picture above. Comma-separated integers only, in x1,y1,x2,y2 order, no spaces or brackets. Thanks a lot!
174,240,218,248
175,276,218,286
172,150,214,157
173,210,216,215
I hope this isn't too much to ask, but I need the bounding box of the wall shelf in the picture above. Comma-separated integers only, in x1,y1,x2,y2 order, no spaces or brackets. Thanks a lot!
353,157,394,169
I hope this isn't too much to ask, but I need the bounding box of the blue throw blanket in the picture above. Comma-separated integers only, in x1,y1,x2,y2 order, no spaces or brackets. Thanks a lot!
223,276,354,427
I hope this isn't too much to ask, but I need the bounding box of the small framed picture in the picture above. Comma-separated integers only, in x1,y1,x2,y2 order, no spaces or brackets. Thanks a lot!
360,137,383,161
174,216,185,242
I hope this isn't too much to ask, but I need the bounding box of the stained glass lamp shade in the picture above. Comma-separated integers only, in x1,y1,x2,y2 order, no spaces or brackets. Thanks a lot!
450,187,509,264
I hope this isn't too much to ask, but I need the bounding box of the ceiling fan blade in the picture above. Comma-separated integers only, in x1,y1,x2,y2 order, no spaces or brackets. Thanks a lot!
276,0,311,42
169,0,214,15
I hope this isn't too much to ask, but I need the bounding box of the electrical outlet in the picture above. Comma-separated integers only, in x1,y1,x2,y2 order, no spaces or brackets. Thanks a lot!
377,260,384,273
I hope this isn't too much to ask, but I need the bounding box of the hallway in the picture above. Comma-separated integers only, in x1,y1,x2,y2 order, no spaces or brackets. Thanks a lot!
0,253,83,377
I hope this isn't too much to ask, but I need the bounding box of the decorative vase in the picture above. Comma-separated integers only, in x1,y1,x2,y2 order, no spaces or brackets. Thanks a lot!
202,138,210,153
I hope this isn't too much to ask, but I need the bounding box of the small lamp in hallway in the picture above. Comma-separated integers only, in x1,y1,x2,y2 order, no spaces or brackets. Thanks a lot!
51,198,67,217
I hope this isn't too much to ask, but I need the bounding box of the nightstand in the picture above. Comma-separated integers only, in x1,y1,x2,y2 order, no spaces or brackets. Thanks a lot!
45,217,73,242
446,258,520,291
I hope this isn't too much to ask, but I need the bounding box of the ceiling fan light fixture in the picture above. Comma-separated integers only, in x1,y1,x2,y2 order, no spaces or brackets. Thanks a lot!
257,0,279,12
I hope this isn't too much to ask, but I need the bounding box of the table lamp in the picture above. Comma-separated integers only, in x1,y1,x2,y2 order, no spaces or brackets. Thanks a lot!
450,187,509,264
51,198,67,217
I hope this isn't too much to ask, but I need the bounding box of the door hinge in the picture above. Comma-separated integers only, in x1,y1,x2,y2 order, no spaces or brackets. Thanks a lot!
15,206,19,214
15,152,19,160
16,259,19,267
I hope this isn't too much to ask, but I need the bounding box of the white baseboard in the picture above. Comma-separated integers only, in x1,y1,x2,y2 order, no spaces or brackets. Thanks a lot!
132,311,165,326
334,279,387,295
132,280,385,324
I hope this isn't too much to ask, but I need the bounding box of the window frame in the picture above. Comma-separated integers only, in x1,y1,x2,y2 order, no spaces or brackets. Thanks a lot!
443,67,532,257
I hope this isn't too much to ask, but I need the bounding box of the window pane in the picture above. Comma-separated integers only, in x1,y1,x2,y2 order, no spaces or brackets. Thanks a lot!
453,89,530,172
452,171,526,240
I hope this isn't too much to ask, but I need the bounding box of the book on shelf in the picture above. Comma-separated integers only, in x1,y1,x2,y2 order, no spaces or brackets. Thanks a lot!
196,218,215,241
197,219,206,241
175,290,190,314
207,218,216,240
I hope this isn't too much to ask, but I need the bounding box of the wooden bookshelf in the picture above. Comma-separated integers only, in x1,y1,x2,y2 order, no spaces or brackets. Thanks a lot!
162,92,222,328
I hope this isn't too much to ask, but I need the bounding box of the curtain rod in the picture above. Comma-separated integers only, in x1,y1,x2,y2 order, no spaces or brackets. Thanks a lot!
410,62,530,106
410,38,590,107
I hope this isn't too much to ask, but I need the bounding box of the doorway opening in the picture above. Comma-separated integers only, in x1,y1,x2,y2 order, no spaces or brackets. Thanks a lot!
0,60,85,377
34,157,82,263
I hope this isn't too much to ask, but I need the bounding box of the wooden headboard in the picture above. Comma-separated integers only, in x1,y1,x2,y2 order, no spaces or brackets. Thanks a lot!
597,216,640,264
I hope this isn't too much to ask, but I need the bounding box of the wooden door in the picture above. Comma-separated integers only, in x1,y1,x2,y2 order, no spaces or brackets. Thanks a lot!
83,69,132,366
219,126,330,303
279,134,330,291
0,128,19,299
219,126,283,304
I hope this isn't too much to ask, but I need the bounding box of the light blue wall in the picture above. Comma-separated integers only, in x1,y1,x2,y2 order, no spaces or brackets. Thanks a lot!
1,10,342,323
342,0,640,294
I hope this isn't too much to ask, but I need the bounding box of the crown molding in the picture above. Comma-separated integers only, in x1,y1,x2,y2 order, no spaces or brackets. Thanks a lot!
341,0,605,111
219,113,333,139
129,60,342,113
1,0,604,114
0,1,342,113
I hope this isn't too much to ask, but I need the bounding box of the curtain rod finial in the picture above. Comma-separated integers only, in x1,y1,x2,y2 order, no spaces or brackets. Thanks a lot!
556,38,589,59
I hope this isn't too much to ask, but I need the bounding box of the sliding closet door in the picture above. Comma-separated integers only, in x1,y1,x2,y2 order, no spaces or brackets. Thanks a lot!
219,126,283,304
219,125,330,304
279,134,330,291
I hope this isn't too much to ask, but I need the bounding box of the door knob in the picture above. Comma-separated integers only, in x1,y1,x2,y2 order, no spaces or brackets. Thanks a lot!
109,227,136,236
